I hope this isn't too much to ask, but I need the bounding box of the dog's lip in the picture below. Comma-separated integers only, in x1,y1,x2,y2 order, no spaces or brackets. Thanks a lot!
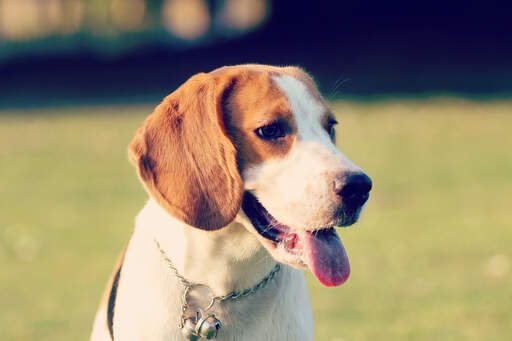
241,192,299,249
241,191,350,287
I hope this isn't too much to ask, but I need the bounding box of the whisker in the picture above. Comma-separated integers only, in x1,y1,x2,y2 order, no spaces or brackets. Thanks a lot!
328,76,350,101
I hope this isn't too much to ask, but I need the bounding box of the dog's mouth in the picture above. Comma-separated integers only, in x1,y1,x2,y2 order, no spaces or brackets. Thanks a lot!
241,192,350,287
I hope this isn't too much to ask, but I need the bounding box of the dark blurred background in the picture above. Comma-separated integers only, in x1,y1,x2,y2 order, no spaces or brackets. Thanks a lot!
1,0,511,108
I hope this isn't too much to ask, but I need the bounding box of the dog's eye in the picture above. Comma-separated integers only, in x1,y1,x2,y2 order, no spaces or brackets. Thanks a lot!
255,122,286,140
326,118,338,139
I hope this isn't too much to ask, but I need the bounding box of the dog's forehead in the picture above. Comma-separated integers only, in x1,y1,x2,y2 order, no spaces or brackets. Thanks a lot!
271,74,329,140
226,66,328,128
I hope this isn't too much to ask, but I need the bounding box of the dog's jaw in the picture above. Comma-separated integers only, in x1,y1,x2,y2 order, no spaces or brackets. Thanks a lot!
239,192,352,287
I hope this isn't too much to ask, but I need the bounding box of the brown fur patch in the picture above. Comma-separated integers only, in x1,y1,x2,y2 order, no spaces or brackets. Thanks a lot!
223,70,296,169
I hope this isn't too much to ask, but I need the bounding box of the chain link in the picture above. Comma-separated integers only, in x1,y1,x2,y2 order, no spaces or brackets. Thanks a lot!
155,239,281,327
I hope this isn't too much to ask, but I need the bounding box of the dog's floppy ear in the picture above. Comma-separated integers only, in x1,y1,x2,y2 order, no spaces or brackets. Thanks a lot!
128,72,242,230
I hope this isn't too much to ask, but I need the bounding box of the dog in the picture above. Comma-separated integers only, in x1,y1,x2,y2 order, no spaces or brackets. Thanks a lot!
90,64,372,341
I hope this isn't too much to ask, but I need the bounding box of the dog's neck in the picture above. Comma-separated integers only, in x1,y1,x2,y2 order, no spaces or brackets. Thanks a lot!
136,198,277,296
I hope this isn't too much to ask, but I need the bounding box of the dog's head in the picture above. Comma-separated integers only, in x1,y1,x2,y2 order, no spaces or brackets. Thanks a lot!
129,65,372,287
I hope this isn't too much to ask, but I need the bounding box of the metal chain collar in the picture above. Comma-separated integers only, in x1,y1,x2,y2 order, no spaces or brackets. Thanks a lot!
154,239,281,328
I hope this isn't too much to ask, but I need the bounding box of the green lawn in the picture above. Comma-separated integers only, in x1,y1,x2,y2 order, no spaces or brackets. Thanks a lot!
1,98,511,340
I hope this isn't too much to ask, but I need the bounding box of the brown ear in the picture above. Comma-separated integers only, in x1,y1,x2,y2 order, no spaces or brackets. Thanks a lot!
128,72,242,230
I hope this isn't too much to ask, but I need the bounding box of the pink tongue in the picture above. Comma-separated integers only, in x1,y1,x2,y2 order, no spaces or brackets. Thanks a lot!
298,229,350,287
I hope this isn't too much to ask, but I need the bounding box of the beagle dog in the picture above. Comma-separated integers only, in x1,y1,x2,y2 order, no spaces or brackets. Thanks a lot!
90,64,372,341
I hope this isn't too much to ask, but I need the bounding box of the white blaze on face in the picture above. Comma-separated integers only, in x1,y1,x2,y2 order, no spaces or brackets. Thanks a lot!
243,75,362,230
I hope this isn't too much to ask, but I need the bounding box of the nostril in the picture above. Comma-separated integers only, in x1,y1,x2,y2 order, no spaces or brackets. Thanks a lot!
339,173,372,207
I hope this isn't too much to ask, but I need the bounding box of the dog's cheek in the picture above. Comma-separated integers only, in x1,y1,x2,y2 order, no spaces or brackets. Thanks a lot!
242,148,339,229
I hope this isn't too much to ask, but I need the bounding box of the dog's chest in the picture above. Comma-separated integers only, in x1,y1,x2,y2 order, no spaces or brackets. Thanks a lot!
113,241,313,341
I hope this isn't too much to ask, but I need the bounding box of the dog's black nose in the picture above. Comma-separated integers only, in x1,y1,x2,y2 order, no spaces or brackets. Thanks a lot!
337,173,372,207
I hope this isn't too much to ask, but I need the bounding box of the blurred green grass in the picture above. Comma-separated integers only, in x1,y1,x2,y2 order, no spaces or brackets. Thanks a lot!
1,98,511,340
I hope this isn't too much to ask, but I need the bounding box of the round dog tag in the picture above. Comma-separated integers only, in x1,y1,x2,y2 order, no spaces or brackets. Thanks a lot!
196,314,222,339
